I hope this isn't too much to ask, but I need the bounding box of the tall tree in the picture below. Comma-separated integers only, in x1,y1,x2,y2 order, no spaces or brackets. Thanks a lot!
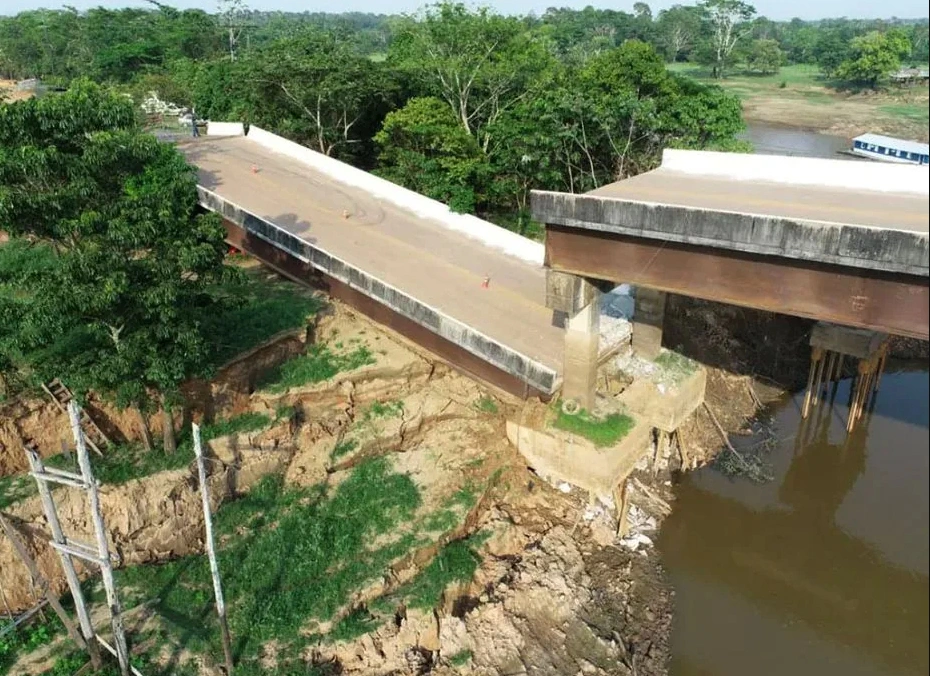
698,0,756,77
0,81,230,452
375,96,491,214
746,38,782,73
389,2,552,149
836,29,911,88
656,5,705,62
248,29,388,157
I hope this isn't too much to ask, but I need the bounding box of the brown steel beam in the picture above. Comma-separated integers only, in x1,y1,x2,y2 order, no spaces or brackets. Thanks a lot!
545,226,929,340
223,220,548,400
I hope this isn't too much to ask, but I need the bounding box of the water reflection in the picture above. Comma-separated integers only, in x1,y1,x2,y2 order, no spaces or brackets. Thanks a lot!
660,367,929,676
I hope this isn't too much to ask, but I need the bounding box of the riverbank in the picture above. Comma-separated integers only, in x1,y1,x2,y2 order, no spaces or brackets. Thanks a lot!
669,63,930,142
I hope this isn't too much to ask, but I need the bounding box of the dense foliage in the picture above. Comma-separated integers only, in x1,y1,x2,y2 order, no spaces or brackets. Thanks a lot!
0,82,233,449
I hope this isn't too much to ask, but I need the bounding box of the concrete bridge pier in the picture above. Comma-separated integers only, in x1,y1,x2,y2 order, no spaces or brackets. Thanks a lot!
546,271,602,411
632,287,667,360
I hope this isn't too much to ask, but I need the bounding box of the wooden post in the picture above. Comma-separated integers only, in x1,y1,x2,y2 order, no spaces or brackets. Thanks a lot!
193,424,235,675
0,513,86,650
69,403,130,676
614,479,630,538
25,448,102,670
801,347,820,419
830,354,846,403
821,351,837,397
810,348,827,409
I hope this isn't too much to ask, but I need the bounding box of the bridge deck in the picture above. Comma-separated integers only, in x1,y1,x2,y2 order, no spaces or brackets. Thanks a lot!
179,136,563,391
590,169,929,232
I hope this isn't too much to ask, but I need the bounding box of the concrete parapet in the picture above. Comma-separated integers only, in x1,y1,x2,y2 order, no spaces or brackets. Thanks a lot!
505,418,651,497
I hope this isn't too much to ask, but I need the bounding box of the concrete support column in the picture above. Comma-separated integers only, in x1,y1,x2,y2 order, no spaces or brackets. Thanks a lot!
632,287,667,360
563,295,600,412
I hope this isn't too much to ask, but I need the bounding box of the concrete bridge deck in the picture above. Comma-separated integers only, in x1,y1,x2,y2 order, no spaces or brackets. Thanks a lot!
533,150,929,341
179,131,563,397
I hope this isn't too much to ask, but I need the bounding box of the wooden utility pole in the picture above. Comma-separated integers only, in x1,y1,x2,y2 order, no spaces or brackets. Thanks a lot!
193,423,235,674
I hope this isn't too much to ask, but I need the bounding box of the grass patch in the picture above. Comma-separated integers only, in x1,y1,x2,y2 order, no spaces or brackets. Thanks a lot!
259,344,375,393
552,407,635,447
475,395,499,414
0,473,37,510
393,536,484,610
327,608,382,643
331,438,358,459
361,399,404,421
880,103,930,123
448,649,473,666
653,350,698,385
0,612,63,674
114,457,421,671
200,266,324,369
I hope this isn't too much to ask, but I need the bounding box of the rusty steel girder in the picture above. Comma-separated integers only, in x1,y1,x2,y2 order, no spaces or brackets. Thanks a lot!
545,226,929,340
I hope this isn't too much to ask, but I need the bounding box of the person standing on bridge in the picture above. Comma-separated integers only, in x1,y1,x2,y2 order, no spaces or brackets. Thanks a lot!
191,106,200,138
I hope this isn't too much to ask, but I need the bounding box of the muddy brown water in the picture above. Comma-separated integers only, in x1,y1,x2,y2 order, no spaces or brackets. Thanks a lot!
740,122,852,158
659,365,929,676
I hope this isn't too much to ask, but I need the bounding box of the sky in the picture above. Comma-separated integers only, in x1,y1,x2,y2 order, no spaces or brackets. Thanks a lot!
0,0,927,21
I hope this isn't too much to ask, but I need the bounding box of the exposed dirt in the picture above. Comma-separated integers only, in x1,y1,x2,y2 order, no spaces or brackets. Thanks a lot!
741,86,929,142
5,295,866,675
0,328,309,476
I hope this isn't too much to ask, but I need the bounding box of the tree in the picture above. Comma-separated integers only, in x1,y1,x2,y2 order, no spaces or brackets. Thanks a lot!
0,81,230,453
813,29,852,77
247,29,388,158
375,96,492,214
389,2,553,149
697,0,756,78
746,38,782,74
836,30,911,88
218,0,248,61
656,5,705,62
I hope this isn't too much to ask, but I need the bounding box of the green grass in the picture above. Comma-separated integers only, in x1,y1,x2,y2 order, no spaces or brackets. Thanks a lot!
880,103,930,123
0,612,63,674
258,344,375,393
448,649,474,666
475,395,499,414
0,473,37,510
653,350,699,385
668,62,823,92
361,399,404,421
331,438,359,460
114,457,422,671
395,536,484,610
201,267,325,370
552,407,635,447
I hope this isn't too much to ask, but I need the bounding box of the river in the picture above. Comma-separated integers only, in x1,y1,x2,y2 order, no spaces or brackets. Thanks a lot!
739,122,852,158
657,125,929,676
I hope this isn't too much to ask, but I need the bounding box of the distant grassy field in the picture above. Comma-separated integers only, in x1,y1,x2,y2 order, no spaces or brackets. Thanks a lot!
668,62,929,141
